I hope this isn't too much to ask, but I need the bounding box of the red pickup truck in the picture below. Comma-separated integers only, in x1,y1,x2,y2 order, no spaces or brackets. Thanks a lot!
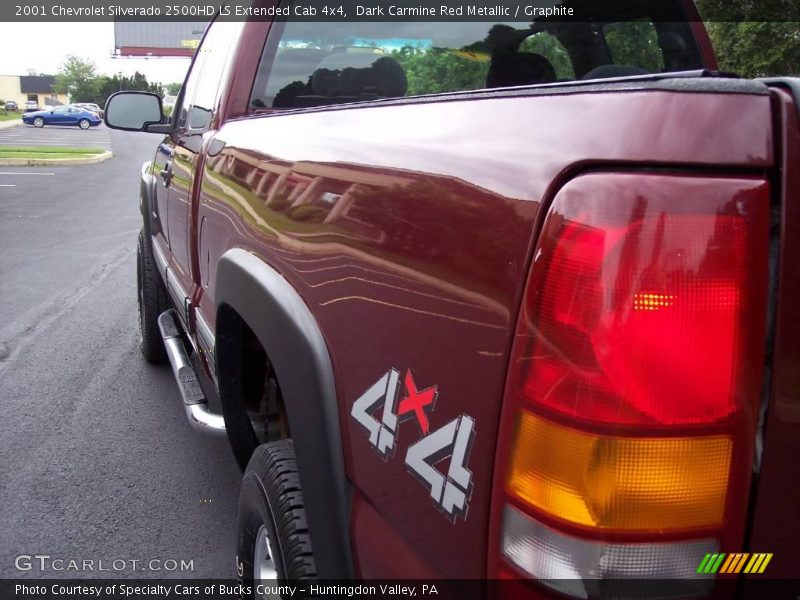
105,1,799,596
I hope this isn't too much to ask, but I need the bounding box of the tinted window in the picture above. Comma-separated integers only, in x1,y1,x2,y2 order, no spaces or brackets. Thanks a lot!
603,21,665,73
519,31,574,80
251,22,515,109
250,13,703,110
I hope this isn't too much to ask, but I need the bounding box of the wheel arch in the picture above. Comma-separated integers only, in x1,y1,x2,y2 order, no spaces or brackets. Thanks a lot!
215,247,353,579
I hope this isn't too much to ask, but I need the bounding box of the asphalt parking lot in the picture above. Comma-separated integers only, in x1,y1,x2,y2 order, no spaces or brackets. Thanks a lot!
0,127,241,579
0,122,113,149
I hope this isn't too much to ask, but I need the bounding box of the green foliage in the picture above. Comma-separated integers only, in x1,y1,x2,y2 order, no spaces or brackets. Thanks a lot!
704,22,800,77
165,82,183,95
93,72,162,107
696,0,800,21
54,56,100,103
0,146,104,155
54,56,163,106
389,17,800,91
0,145,104,158
390,46,488,96
519,33,574,79
695,0,800,77
602,21,664,72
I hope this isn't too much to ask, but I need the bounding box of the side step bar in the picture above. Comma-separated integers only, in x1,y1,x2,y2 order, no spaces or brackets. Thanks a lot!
157,309,226,436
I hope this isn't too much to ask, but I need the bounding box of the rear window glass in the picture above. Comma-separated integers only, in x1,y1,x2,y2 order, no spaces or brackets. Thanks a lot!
603,21,665,73
250,15,703,110
518,32,575,80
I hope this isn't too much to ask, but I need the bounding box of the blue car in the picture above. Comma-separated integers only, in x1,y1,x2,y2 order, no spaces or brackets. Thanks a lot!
22,105,102,129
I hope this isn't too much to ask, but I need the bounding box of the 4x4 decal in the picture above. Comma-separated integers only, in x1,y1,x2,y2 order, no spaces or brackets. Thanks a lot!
350,368,402,459
351,369,475,522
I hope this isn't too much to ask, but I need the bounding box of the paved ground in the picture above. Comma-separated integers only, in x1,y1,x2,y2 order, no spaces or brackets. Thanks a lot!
0,122,113,149
0,129,241,579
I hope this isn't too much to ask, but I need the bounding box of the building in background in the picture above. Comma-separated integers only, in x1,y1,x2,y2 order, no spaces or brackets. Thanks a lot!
0,75,68,108
113,22,207,58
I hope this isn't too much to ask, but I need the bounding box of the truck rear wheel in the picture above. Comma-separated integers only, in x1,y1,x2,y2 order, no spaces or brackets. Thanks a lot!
136,229,168,364
237,440,316,594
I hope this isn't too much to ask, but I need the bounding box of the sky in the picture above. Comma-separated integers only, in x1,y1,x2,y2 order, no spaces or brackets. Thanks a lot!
0,23,191,85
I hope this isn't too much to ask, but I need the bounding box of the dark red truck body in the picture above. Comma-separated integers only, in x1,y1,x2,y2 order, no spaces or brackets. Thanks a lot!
120,7,799,596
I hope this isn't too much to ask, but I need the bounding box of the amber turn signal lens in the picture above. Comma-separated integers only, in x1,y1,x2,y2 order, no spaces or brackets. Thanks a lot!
507,411,732,532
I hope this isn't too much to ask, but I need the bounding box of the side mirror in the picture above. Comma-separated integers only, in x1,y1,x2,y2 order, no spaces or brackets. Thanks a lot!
105,91,171,133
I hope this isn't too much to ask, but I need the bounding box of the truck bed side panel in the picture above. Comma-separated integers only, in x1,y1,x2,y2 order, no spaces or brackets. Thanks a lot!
196,84,772,577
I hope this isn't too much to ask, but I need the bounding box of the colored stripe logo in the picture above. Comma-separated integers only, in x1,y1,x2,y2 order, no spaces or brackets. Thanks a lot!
697,553,773,574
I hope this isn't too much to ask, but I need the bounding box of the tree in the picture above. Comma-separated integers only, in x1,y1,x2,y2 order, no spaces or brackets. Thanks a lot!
165,82,182,95
601,22,664,73
94,72,163,107
54,56,100,103
696,0,800,77
696,0,800,22
390,47,488,96
54,56,164,106
704,22,800,77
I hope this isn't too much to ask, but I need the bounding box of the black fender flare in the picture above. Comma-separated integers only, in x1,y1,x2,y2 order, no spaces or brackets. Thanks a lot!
139,160,158,238
215,248,353,579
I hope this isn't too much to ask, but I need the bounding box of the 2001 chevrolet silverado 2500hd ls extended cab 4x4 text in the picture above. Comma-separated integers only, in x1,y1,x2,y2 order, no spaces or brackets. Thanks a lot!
105,1,799,597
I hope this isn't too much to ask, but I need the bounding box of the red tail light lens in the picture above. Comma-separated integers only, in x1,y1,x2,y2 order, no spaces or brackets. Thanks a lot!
516,175,766,427
491,173,770,591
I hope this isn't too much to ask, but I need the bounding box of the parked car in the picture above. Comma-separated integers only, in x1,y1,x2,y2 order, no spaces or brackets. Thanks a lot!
75,102,104,118
4,100,18,111
22,105,101,129
105,0,799,593
23,100,39,113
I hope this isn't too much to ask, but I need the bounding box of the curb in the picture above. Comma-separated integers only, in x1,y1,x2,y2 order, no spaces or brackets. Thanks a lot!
0,150,114,166
0,119,22,129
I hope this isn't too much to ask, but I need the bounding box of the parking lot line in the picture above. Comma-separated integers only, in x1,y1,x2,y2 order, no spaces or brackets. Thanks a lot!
0,184,16,187
0,172,55,176
0,125,113,151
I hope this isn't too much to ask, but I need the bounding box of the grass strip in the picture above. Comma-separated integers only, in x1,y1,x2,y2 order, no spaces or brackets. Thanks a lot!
0,146,105,155
0,152,98,159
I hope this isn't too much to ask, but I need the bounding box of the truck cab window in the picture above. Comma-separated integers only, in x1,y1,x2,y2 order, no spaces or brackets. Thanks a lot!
603,21,665,74
177,20,240,132
249,1,704,111
518,31,574,80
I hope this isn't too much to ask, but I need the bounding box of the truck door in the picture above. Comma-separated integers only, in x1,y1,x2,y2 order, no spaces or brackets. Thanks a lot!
151,139,172,260
160,18,238,328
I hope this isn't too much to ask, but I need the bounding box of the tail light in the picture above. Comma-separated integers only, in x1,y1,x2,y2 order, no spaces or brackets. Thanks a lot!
490,173,769,597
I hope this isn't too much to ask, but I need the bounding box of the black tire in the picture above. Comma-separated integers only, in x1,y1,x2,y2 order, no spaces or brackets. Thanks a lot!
33,117,44,128
136,229,168,364
237,441,316,597
78,118,90,130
